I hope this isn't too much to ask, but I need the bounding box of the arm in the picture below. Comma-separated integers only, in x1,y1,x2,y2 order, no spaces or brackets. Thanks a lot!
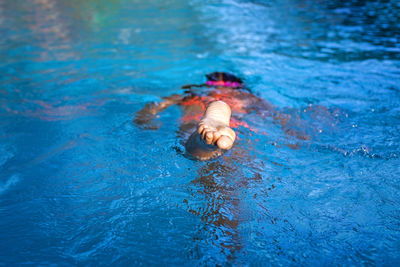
134,94,183,129
243,93,311,140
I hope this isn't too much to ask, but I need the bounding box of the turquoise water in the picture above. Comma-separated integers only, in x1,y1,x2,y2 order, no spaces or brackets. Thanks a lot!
0,0,399,265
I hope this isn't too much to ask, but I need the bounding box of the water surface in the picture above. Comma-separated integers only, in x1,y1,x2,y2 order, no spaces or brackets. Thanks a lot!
0,0,399,265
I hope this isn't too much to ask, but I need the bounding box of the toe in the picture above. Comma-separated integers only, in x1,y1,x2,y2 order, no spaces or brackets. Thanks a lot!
212,131,222,145
202,129,208,140
206,131,214,144
198,125,205,135
217,135,234,150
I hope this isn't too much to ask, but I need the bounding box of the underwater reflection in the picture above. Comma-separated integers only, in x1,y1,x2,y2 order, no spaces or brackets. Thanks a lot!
182,142,285,262
185,160,244,260
26,0,74,61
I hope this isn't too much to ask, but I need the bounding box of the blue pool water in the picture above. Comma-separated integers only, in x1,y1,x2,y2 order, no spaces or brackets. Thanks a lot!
1,0,399,265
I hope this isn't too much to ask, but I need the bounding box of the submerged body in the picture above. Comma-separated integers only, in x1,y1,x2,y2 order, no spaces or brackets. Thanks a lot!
134,72,329,160
135,73,275,160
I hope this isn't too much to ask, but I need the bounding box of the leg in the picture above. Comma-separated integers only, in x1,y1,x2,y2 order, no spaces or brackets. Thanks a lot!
185,101,236,160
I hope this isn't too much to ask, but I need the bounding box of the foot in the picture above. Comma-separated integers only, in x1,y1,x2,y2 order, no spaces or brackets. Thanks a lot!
197,101,236,150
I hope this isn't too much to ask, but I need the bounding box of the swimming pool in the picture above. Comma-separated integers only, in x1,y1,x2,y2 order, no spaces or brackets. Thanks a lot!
0,0,399,265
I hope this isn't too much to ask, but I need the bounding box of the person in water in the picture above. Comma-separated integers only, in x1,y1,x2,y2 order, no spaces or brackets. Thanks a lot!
135,72,288,160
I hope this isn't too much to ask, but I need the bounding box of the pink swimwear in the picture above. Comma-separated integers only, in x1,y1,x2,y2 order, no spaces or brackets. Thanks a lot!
205,80,243,88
